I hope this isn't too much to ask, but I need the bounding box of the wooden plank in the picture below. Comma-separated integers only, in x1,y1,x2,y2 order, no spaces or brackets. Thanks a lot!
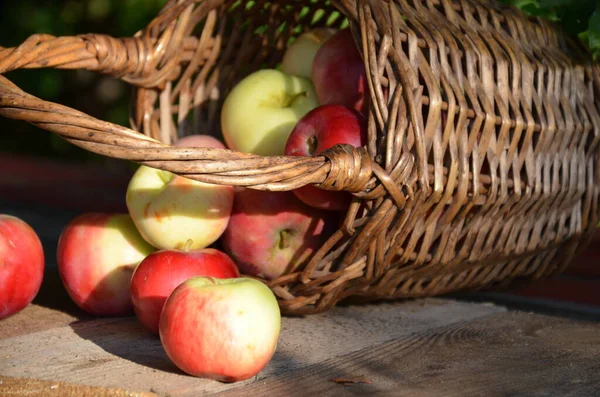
213,311,600,397
0,305,81,341
458,292,600,322
0,376,156,397
0,299,504,396
2,188,599,396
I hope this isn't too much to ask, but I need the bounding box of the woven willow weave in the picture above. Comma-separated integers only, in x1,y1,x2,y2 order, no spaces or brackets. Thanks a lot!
1,0,599,314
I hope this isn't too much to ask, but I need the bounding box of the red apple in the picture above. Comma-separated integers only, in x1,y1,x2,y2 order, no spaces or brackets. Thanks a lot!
159,276,281,382
173,134,226,149
284,104,367,211
221,189,335,280
312,28,368,114
0,215,44,319
130,248,240,334
57,213,155,316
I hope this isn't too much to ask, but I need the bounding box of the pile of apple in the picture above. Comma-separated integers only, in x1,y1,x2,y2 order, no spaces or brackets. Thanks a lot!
0,27,369,383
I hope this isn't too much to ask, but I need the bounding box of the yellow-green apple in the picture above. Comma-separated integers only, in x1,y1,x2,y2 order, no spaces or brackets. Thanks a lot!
284,104,367,211
281,27,337,79
130,248,240,334
221,69,319,156
57,213,155,316
0,215,44,319
221,189,335,280
312,28,368,114
159,276,281,382
125,163,234,250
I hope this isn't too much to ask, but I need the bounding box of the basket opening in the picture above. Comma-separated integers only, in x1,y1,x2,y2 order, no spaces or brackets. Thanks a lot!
134,0,350,144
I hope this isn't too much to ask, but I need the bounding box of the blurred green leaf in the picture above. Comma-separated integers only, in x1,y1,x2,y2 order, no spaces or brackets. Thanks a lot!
511,0,539,7
540,0,573,6
588,6,600,57
61,2,85,24
88,0,111,21
311,9,326,24
50,134,73,155
501,0,600,58
39,70,63,99
106,103,130,127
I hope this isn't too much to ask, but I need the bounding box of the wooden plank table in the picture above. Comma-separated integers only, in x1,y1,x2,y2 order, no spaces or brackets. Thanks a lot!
1,201,600,397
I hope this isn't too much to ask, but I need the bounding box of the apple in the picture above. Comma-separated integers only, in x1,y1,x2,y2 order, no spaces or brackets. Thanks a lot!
0,215,44,319
159,276,281,382
130,248,240,334
284,104,367,211
312,28,368,114
221,188,335,280
173,134,226,149
221,69,319,156
127,133,233,250
57,213,155,316
126,162,234,250
281,27,337,79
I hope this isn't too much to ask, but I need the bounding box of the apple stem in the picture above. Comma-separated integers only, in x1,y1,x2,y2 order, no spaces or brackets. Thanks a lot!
287,91,308,107
159,170,174,184
307,136,318,155
183,239,194,252
279,230,290,250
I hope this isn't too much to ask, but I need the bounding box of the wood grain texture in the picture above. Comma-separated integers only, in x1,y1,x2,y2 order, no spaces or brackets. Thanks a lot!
0,305,81,341
0,376,157,397
214,311,600,397
1,0,599,315
0,299,504,396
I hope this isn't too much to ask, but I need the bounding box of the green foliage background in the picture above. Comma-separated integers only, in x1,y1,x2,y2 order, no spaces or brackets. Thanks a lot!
499,0,600,58
0,0,597,165
0,0,166,166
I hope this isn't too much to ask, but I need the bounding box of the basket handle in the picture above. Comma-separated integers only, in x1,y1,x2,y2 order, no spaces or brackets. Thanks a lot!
0,69,403,207
0,0,213,87
0,32,200,88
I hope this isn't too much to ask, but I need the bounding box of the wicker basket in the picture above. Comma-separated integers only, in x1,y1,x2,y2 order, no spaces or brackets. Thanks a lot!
1,0,599,315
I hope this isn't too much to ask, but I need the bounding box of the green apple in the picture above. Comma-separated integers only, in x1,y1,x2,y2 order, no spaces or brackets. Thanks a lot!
221,69,319,156
281,28,337,79
125,165,234,251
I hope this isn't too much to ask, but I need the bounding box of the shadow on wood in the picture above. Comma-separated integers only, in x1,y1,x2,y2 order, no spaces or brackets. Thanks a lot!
69,318,182,375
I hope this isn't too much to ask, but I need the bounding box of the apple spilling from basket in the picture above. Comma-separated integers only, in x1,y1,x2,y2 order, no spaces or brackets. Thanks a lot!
0,28,368,382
